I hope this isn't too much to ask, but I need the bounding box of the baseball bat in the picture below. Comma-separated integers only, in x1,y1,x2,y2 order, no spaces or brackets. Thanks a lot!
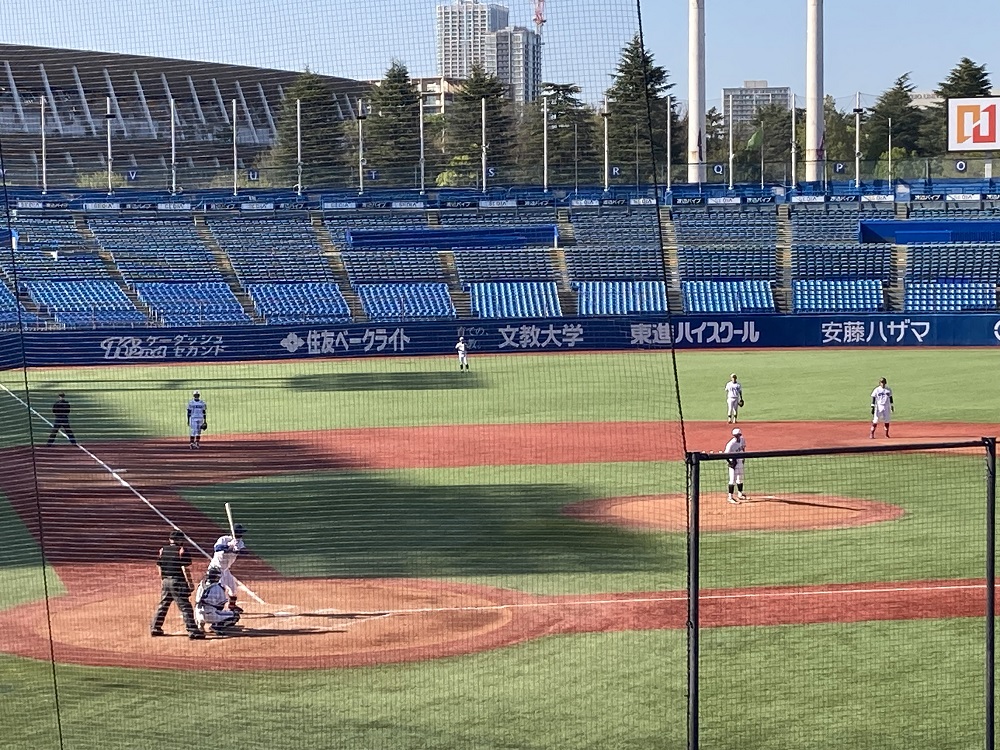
225,502,236,538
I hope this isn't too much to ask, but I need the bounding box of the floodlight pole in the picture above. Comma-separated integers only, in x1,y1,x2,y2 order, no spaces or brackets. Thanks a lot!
296,98,303,196
481,97,487,193
602,97,610,192
790,92,797,189
666,96,673,191
887,116,893,187
40,97,47,194
542,94,549,192
170,98,177,195
853,92,863,189
232,99,238,197
358,98,367,195
418,94,426,195
727,94,734,190
105,96,114,195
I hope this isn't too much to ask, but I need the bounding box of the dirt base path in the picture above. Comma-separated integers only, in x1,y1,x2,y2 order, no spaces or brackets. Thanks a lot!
0,419,993,671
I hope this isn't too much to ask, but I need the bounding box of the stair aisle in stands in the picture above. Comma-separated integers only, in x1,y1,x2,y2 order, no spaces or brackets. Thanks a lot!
80,216,153,323
312,216,366,322
888,244,907,312
194,222,263,323
776,204,793,313
658,207,683,314
439,251,471,318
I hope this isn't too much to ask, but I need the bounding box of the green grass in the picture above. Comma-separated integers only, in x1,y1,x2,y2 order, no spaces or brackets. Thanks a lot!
0,492,63,610
175,451,985,594
1,348,996,748
0,618,987,750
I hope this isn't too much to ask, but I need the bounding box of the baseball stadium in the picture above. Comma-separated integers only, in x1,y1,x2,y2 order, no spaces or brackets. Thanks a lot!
2,1,1000,748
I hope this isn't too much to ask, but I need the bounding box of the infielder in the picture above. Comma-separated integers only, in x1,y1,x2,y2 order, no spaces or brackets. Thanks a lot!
194,567,241,635
724,428,748,504
455,336,469,371
187,390,207,449
725,374,744,424
870,377,894,438
210,523,246,613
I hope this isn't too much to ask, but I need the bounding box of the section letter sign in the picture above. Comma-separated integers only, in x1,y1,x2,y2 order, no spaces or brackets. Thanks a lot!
948,97,1000,151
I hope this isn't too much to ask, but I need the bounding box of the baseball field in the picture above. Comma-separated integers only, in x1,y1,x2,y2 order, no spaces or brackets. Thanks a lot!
0,347,996,750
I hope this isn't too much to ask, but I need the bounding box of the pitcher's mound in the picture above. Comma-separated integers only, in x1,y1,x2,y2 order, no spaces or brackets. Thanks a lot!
565,493,904,532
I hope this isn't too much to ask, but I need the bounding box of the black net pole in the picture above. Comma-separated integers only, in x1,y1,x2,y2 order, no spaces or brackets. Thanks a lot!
986,436,996,750
686,452,701,750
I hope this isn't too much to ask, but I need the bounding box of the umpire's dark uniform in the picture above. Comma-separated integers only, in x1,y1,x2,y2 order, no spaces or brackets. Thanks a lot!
46,393,76,446
150,530,204,639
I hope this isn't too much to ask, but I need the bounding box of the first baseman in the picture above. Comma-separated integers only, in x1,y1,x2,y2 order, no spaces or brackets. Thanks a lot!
187,390,207,448
725,374,743,424
870,377,894,438
724,428,748,504
209,524,246,613
456,336,469,371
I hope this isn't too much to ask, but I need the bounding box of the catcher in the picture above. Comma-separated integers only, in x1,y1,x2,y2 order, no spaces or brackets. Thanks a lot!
187,389,207,449
725,373,744,424
194,567,242,635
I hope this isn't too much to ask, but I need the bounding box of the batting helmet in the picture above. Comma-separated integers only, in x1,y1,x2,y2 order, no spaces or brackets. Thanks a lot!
233,523,247,537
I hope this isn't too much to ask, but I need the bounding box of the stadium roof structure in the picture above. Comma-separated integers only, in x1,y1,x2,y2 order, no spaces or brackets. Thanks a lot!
0,44,368,186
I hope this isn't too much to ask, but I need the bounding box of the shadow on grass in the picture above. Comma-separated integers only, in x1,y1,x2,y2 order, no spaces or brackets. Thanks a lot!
188,471,680,578
0,387,150,445
286,372,483,392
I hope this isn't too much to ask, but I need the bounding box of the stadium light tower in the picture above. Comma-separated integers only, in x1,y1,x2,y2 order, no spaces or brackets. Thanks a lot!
357,98,368,195
805,0,825,182
687,0,706,183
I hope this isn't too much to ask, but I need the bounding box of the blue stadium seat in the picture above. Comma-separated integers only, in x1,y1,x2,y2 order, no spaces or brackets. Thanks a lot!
466,281,562,319
356,283,456,321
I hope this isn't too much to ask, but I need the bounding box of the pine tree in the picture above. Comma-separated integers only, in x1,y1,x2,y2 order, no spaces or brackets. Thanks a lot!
363,62,421,187
862,74,924,162
822,95,855,163
604,34,676,187
441,65,514,187
514,82,600,187
258,71,355,189
920,58,992,155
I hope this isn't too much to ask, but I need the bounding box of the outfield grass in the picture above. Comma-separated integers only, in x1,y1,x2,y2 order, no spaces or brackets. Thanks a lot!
0,348,995,749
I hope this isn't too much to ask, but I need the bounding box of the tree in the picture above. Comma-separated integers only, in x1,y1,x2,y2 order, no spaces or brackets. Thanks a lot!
734,103,796,183
363,61,421,187
704,106,727,163
920,57,992,155
862,73,924,162
441,64,515,186
604,34,677,186
514,82,600,187
258,71,354,189
822,95,855,163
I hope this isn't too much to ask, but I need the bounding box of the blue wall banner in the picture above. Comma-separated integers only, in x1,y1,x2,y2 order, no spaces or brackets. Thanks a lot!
4,313,1000,369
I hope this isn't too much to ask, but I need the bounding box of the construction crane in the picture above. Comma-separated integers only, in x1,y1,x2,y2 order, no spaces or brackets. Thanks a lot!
533,0,546,35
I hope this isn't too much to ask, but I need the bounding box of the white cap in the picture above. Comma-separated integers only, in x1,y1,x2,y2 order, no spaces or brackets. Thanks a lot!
732,428,742,436
193,390,200,397
730,373,737,378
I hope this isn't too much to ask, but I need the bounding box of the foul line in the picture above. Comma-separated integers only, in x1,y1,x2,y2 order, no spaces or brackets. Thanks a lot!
0,383,267,605
280,580,989,619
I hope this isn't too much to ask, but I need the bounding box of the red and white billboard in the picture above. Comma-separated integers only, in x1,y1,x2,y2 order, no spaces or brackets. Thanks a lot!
948,98,1000,151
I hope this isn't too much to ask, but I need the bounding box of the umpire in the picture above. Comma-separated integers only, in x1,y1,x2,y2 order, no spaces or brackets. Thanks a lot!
150,529,205,639
45,393,76,446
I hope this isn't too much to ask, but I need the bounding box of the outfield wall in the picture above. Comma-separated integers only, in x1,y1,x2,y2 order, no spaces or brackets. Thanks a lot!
3,312,999,368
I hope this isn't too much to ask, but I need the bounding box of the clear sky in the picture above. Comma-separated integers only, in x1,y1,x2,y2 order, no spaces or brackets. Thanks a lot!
0,0,996,109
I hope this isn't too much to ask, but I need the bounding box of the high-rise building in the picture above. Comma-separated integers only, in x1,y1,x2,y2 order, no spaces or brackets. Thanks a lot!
486,26,542,103
721,80,792,123
436,1,509,79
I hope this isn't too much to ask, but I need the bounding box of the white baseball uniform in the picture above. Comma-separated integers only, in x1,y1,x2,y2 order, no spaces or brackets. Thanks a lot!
871,385,893,424
456,340,468,367
187,398,207,437
724,434,746,484
725,380,743,419
194,580,240,627
210,535,245,597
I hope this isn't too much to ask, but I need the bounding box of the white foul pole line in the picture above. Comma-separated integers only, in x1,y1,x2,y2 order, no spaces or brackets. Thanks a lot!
0,382,267,605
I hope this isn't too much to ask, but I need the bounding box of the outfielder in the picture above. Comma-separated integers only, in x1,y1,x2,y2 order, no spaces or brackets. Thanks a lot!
724,428,748,504
455,336,469,371
725,374,744,424
870,377,894,438
194,567,241,635
187,390,207,449
209,524,246,613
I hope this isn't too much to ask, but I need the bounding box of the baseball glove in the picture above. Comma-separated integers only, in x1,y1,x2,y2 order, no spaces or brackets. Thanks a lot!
200,421,208,433
727,458,737,468
738,398,744,408
871,405,875,415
